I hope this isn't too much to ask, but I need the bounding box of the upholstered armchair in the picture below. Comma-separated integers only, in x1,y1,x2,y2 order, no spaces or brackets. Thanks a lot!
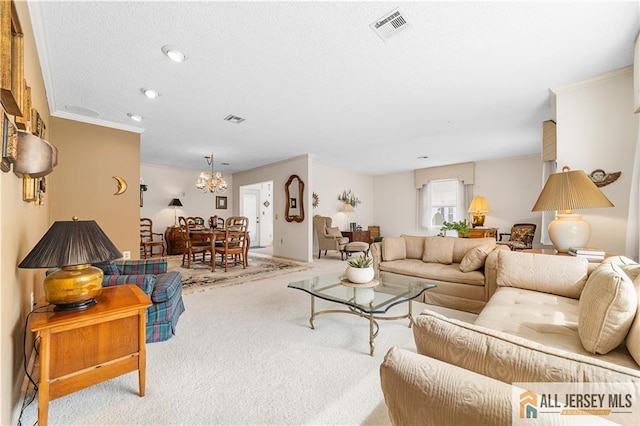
313,215,349,259
497,223,536,251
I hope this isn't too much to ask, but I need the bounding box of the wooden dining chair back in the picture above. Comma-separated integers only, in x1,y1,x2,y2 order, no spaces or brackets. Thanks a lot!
213,216,250,272
140,218,165,259
178,216,211,268
209,215,225,229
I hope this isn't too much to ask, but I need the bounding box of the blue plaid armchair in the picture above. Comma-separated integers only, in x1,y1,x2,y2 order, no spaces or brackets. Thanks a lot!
96,258,185,343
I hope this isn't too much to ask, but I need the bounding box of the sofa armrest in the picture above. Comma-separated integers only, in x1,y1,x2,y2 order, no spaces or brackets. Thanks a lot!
483,245,509,299
380,347,512,426
413,310,640,384
151,271,182,303
102,274,156,298
371,242,382,274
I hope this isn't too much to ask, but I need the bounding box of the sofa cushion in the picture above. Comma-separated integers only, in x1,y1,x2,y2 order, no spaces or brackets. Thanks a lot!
496,250,588,299
94,260,119,275
382,237,406,261
414,310,640,385
578,262,638,354
380,259,485,286
400,234,426,259
460,245,493,272
627,274,640,366
422,236,455,264
452,237,496,263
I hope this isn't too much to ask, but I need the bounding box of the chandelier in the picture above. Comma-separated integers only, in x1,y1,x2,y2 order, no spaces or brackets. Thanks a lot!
195,153,228,193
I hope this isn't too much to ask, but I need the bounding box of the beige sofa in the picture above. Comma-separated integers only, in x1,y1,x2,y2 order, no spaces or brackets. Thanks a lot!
371,235,509,313
380,250,640,426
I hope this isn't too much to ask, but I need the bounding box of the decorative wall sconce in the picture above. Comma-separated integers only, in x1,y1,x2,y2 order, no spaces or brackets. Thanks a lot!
338,190,361,208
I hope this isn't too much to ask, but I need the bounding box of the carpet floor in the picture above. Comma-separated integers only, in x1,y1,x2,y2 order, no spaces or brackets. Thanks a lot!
18,253,477,425
167,252,312,293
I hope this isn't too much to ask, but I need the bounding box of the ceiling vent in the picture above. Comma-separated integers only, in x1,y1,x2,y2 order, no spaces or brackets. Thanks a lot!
224,114,245,124
370,8,410,42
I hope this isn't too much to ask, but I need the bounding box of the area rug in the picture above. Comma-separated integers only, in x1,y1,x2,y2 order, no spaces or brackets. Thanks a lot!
166,252,312,293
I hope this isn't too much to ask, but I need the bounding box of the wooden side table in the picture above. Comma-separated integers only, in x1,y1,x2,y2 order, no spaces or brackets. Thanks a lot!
341,230,371,243
522,248,611,263
30,284,152,426
467,227,497,239
165,225,184,255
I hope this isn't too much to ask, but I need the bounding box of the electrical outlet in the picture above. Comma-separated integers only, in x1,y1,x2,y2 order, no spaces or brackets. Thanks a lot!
123,251,131,260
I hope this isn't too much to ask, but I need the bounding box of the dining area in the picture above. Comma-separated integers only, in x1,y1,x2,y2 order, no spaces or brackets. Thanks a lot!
178,215,250,272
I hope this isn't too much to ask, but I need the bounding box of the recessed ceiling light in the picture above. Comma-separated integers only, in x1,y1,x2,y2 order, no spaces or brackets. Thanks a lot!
417,156,429,159
223,114,245,124
140,88,159,99
161,45,186,63
221,162,230,166
127,113,143,122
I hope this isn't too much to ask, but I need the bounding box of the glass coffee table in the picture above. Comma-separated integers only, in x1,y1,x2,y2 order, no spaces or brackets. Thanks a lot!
287,273,436,355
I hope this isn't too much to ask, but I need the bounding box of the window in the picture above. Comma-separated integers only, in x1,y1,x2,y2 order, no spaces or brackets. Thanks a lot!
420,179,466,233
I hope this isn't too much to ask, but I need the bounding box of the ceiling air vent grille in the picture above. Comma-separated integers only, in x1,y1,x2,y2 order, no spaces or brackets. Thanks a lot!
370,8,410,42
224,114,245,124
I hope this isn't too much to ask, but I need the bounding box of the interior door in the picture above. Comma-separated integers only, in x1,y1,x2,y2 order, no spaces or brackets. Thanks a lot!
242,190,260,247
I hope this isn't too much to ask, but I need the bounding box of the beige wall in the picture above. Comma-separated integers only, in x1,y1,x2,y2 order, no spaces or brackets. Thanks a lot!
1,2,51,423
49,117,140,257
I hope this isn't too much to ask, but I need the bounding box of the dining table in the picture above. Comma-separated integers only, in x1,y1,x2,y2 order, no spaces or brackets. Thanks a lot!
188,227,250,271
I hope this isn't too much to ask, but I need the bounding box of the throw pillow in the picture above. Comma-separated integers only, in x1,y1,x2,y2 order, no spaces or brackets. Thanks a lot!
422,236,455,265
326,227,342,237
93,260,120,275
626,274,640,366
382,237,407,261
459,245,493,272
578,262,638,354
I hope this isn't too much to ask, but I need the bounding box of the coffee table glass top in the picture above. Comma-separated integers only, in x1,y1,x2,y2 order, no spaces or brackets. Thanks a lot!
287,272,436,314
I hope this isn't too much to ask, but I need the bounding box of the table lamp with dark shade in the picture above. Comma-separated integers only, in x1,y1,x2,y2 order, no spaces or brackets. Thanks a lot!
531,169,614,252
169,198,183,226
18,217,122,311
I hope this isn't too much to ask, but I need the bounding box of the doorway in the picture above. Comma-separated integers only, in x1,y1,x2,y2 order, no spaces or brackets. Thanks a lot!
239,181,273,248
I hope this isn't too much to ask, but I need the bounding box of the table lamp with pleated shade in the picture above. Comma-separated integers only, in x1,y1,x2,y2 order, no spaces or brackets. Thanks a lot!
531,169,613,252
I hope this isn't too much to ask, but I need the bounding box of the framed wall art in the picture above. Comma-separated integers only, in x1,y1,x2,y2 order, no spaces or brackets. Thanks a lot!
22,176,36,202
0,1,24,117
216,196,227,210
1,111,16,172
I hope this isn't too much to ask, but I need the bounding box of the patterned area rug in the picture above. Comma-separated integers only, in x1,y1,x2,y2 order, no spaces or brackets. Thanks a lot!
166,252,312,293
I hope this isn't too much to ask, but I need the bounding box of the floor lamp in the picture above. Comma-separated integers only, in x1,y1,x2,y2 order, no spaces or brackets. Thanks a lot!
169,198,183,226
531,169,613,252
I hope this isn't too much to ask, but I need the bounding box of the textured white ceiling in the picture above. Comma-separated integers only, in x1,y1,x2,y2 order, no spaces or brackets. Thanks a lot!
28,1,639,175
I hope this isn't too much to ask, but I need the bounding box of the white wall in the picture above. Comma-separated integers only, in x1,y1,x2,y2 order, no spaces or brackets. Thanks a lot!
140,163,233,241
554,67,638,255
233,155,312,262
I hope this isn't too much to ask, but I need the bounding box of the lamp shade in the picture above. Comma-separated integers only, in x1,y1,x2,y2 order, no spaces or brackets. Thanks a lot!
168,198,183,207
531,170,613,212
531,169,614,252
468,196,490,213
19,219,122,268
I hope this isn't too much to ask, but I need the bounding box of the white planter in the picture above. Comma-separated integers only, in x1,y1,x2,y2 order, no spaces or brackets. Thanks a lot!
445,230,459,238
346,266,375,284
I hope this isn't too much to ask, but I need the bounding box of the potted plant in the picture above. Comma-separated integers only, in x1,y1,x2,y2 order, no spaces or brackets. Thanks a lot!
439,220,470,238
346,256,374,284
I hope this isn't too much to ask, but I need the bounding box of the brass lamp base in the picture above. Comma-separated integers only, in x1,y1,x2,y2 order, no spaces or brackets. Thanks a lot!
471,212,485,228
44,264,103,311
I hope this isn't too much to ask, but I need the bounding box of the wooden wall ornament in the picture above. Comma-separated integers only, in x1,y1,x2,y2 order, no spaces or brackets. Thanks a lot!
589,169,621,187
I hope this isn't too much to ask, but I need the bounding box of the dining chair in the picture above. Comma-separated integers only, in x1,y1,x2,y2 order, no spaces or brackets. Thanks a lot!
140,218,165,259
213,216,249,272
208,215,225,229
178,216,212,268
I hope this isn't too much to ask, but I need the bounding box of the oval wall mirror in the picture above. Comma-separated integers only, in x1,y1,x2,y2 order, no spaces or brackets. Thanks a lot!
285,174,305,223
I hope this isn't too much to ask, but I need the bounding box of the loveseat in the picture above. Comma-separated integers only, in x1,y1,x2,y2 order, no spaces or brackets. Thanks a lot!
371,235,509,313
97,258,185,343
380,250,640,425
